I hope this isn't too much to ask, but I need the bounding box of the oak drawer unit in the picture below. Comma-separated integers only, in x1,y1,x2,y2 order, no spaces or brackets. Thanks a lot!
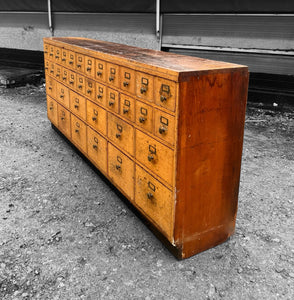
44,37,249,259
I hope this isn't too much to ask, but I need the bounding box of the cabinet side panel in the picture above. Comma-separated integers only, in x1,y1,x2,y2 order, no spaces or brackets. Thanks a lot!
174,68,249,258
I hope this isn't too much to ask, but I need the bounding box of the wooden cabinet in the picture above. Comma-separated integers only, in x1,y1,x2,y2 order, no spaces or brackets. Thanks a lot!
44,37,248,259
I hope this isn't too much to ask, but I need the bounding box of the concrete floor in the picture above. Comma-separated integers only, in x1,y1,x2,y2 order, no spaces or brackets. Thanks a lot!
0,84,293,299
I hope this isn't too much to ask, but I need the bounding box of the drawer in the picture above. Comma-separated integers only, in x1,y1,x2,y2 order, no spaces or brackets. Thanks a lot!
61,49,67,65
95,59,106,82
44,44,49,59
154,78,177,112
85,78,95,101
67,50,75,68
56,83,70,108
87,127,107,174
136,72,154,102
71,115,87,153
49,45,54,60
55,65,62,80
136,101,153,133
49,61,55,77
135,130,174,186
69,91,86,120
44,60,50,74
86,100,107,135
61,67,68,84
135,165,173,240
68,71,76,88
106,88,119,113
106,63,119,88
85,56,95,78
76,74,85,95
108,143,134,200
46,76,56,98
108,113,134,156
47,96,58,125
57,104,71,138
54,47,61,63
154,110,175,146
95,82,106,107
120,95,135,122
75,53,85,73
120,67,135,95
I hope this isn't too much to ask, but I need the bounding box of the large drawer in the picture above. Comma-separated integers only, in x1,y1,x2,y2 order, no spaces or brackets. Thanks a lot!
71,114,87,153
57,104,71,138
86,100,107,136
47,96,58,126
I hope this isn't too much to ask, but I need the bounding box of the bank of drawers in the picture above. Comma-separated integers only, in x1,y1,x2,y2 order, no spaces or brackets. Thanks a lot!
45,44,176,240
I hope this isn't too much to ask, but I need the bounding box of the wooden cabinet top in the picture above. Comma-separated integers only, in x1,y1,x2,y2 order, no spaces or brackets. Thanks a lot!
44,37,247,82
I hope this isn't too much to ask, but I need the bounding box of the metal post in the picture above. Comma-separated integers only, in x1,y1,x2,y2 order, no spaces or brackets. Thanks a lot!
156,0,161,49
48,0,54,35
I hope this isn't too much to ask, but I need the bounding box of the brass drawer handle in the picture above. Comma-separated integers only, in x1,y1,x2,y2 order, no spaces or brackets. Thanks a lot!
87,89,92,94
61,117,65,120
62,58,66,61
69,61,73,65
148,155,154,161
62,77,67,80
92,116,97,121
109,76,114,82
69,81,74,85
116,133,121,139
49,106,53,110
74,104,79,109
123,108,129,114
97,71,102,76
56,74,60,77
109,101,114,106
78,85,83,89
75,129,79,133
140,87,147,94
77,64,81,68
115,165,121,170
160,95,167,102
49,53,53,57
159,126,167,134
147,192,153,200
97,94,102,99
50,70,54,74
87,67,91,71
123,81,129,87
44,51,48,54
139,117,146,123
45,67,48,70
60,95,64,98
48,87,52,90
93,144,98,149
55,55,59,59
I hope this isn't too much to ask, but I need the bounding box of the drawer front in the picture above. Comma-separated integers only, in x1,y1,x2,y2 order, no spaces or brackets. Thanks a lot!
95,82,106,107
49,61,55,76
136,72,154,102
120,67,135,95
85,56,95,78
67,50,75,68
47,96,58,125
71,115,87,153
44,44,49,59
61,67,68,84
61,49,67,65
68,71,76,88
56,83,70,108
76,74,85,95
55,65,62,80
136,101,153,133
54,47,61,63
49,45,54,60
44,60,50,74
57,104,71,138
120,95,135,122
154,78,177,112
154,110,175,146
135,130,174,186
135,165,173,240
75,53,85,73
69,91,86,120
87,127,107,174
106,63,119,88
85,78,95,101
46,76,56,98
108,143,134,200
86,100,107,135
95,59,106,82
108,113,134,156
106,88,119,113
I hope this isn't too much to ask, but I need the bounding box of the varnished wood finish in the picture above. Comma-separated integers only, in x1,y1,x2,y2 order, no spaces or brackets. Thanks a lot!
44,37,248,259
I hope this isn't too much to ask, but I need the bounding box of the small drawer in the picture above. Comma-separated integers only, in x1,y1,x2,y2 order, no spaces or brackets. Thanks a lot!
76,74,85,95
135,130,174,186
95,82,106,107
85,78,95,101
108,143,134,200
61,49,67,65
75,53,85,73
69,90,86,120
136,72,154,102
154,78,177,112
57,104,71,138
95,59,106,82
120,67,135,95
106,63,119,88
154,110,175,146
55,65,62,80
47,96,58,126
107,113,134,156
49,45,55,60
44,60,50,74
106,88,119,113
67,50,75,68
86,100,107,135
120,95,135,122
44,44,49,59
68,71,76,88
46,75,56,98
136,101,153,133
135,165,173,240
49,62,55,76
61,67,68,84
85,56,95,78
87,127,107,174
56,82,70,108
71,115,87,153
54,46,61,63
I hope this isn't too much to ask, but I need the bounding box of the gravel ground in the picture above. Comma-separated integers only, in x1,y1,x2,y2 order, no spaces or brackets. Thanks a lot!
0,84,293,300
